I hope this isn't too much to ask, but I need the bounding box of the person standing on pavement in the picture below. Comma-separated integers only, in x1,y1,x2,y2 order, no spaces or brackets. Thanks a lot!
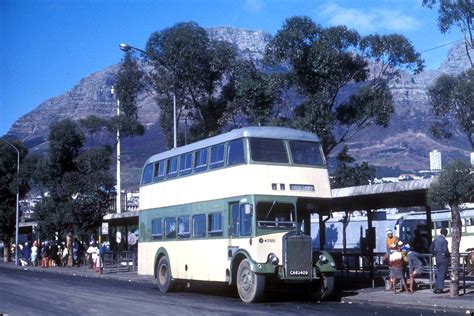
385,230,399,253
31,241,38,267
384,243,409,294
403,244,424,293
429,228,450,294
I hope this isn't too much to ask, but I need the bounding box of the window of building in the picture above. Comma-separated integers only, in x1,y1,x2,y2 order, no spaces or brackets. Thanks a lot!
289,140,325,166
151,218,162,239
249,138,288,163
164,217,176,239
210,144,225,169
179,153,192,176
166,157,178,178
208,212,223,236
142,164,153,185
194,148,208,173
227,139,245,166
192,214,206,238
178,216,190,238
153,161,165,182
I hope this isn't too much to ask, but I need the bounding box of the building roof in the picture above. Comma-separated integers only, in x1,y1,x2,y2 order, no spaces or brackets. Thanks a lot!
330,178,436,211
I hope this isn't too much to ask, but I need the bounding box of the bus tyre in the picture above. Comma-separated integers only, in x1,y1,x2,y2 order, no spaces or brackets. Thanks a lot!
308,275,334,301
156,256,175,293
236,259,265,303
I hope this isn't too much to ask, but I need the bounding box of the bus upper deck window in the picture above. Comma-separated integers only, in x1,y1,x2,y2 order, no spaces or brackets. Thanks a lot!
142,164,153,185
289,140,325,166
179,153,192,176
249,138,288,163
153,161,165,181
210,144,225,169
166,157,178,178
227,139,245,166
194,148,208,173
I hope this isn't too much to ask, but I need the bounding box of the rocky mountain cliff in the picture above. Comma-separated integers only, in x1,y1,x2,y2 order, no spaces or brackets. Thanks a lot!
5,27,473,188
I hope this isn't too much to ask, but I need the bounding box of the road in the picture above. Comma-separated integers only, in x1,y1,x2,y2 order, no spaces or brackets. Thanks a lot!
0,267,460,316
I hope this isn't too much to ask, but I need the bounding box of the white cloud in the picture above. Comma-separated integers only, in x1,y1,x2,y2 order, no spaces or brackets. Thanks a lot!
243,0,265,12
320,3,421,33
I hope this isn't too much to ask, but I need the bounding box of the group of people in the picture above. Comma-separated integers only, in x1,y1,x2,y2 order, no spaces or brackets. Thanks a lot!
384,229,426,294
14,238,91,269
384,227,474,294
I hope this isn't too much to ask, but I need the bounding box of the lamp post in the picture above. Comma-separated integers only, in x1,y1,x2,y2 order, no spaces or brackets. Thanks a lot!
0,138,20,265
110,87,121,214
119,43,177,149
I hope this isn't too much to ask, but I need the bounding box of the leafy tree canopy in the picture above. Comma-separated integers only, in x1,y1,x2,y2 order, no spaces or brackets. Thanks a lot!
34,120,113,240
427,68,474,149
331,145,375,188
423,0,474,65
265,16,423,155
0,140,28,242
145,22,243,146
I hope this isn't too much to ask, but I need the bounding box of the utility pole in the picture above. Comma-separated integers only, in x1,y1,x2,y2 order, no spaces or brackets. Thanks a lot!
110,87,121,213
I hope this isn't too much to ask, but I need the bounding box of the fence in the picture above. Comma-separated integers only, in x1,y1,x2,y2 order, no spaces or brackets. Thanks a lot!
101,251,137,274
329,251,473,293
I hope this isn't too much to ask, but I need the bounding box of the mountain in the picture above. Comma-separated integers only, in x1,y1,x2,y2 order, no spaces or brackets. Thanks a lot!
5,27,473,188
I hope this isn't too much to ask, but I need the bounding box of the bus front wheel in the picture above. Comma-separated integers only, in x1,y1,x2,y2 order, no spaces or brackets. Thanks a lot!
236,259,265,303
156,256,175,293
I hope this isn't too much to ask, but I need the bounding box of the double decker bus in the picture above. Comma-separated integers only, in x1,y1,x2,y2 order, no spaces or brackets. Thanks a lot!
138,126,336,302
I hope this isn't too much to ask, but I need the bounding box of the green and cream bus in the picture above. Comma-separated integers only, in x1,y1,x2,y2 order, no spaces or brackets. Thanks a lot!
138,126,336,303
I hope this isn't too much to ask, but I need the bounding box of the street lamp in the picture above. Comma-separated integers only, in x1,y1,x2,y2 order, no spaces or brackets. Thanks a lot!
110,87,121,214
0,138,20,265
119,43,178,149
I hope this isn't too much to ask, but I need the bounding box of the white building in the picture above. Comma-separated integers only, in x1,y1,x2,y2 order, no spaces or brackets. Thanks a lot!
430,150,442,172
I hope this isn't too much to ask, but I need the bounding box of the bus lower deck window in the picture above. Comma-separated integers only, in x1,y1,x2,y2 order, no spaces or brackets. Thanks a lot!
193,214,206,238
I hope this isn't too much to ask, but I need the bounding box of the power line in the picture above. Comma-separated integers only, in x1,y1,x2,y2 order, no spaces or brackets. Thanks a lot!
420,39,464,53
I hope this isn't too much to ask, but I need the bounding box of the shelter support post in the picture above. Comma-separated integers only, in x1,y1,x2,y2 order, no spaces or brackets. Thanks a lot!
366,209,375,288
425,205,432,247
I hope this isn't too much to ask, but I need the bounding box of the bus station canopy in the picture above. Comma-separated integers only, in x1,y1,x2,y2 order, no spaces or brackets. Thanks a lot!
330,178,436,211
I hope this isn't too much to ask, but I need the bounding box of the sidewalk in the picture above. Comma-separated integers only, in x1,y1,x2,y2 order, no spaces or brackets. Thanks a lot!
339,278,474,313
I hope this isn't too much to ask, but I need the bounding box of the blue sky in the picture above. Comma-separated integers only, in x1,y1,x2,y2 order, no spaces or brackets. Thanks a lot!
0,0,462,136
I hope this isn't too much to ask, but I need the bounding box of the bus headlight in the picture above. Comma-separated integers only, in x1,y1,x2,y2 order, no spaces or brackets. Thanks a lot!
319,254,328,263
268,253,279,265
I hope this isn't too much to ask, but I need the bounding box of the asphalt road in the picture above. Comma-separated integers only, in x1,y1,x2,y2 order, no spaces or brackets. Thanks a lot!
0,267,460,316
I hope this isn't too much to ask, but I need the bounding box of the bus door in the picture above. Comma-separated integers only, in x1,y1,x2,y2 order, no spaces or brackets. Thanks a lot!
228,203,252,257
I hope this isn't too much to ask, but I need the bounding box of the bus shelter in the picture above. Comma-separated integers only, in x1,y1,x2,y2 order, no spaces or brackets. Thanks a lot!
327,178,435,285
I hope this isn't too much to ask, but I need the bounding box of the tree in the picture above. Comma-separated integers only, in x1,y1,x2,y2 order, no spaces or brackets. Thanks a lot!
34,119,113,242
428,160,474,297
80,51,145,144
423,0,474,66
145,22,241,146
265,16,423,156
0,140,28,262
331,145,375,254
427,68,474,150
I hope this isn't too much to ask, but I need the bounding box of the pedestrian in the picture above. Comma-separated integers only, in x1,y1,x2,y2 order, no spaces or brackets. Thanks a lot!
403,244,424,293
31,241,38,267
429,227,450,294
72,239,79,266
384,242,409,294
21,242,31,266
385,229,399,253
465,247,474,276
411,229,429,253
62,244,69,267
41,241,49,268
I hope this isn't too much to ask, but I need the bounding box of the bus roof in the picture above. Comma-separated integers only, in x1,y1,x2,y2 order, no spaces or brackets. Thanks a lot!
145,126,320,164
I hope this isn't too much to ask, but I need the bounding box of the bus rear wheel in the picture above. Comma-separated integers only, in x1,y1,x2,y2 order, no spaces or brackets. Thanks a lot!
236,259,265,303
156,256,175,293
